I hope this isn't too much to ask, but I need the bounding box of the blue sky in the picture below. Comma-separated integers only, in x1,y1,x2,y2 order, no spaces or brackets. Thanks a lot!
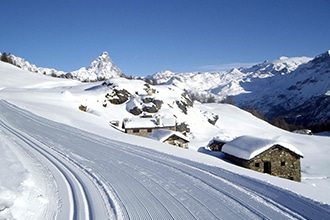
1,0,329,76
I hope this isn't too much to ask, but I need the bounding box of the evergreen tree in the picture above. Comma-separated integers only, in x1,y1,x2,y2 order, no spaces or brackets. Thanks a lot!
0,52,9,63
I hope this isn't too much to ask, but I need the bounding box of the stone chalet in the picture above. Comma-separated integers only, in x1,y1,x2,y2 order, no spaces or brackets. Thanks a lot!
222,136,304,182
148,129,189,149
122,117,176,137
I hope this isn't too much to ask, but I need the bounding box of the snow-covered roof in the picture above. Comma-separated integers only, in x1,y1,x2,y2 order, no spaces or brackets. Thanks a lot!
123,117,176,129
222,136,304,160
148,129,189,142
161,118,176,127
209,135,233,144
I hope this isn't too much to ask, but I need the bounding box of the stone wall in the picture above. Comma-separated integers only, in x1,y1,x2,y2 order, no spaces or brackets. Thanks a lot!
126,127,153,137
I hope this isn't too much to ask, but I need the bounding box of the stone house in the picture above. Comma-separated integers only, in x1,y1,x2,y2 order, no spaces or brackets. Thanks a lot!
148,129,189,149
222,136,304,182
122,116,176,137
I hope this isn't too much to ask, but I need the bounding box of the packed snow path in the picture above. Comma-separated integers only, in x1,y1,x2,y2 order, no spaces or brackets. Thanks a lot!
1,100,329,220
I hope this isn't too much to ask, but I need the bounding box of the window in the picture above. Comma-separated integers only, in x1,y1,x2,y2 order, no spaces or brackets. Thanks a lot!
255,162,260,167
147,128,152,132
133,128,139,133
281,161,285,166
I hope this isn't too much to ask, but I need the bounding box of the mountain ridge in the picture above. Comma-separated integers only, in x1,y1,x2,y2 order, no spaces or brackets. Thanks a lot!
147,51,330,126
2,50,329,126
1,51,124,82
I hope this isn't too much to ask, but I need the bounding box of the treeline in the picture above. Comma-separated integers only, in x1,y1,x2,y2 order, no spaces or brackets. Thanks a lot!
270,116,330,133
307,119,330,133
248,107,303,131
189,92,217,103
0,52,14,65
142,78,158,85
247,106,330,133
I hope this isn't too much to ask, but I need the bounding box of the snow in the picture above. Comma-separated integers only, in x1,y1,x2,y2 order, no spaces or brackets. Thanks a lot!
150,55,313,99
222,135,304,160
123,117,175,129
123,117,156,128
279,56,289,60
6,52,123,82
0,60,330,219
148,129,189,142
71,51,123,81
0,119,58,220
148,52,330,126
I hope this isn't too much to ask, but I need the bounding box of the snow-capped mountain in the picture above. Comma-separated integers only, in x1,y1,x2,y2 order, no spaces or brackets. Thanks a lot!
71,52,124,82
3,50,329,126
3,51,124,82
236,51,330,125
148,56,313,97
148,51,330,126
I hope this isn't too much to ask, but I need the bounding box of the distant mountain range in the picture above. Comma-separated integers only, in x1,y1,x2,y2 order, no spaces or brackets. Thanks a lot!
147,51,330,126
2,51,124,82
1,50,329,126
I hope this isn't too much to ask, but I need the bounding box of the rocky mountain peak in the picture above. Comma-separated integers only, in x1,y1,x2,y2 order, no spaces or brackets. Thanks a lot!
89,51,112,68
82,51,123,81
101,51,109,56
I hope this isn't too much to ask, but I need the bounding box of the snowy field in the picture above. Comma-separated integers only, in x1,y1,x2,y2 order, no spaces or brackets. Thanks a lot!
0,61,330,219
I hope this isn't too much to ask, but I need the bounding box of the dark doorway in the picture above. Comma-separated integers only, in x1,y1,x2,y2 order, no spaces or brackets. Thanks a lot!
264,161,271,174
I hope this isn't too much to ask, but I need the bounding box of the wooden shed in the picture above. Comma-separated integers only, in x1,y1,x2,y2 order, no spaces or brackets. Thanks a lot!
222,136,304,182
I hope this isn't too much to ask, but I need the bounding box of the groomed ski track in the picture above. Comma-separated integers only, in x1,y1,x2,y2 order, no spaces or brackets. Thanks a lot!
1,100,329,220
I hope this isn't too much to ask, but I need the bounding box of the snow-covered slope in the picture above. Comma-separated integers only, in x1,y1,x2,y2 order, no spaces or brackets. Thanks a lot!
148,51,330,125
4,51,123,82
0,60,330,219
1,52,67,77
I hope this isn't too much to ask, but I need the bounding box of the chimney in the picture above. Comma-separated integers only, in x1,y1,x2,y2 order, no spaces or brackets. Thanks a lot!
156,116,162,126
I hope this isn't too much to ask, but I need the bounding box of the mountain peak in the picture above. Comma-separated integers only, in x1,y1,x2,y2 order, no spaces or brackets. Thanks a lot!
101,51,109,56
71,51,123,82
98,51,111,60
89,52,113,69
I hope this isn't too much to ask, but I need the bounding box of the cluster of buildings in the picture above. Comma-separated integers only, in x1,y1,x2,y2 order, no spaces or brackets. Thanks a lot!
119,115,189,149
114,116,303,182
